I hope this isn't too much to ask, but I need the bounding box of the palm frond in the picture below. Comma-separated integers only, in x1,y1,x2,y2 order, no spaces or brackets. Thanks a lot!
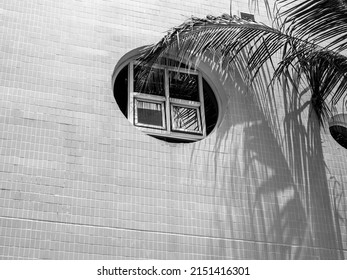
138,14,347,124
139,14,295,79
278,0,347,51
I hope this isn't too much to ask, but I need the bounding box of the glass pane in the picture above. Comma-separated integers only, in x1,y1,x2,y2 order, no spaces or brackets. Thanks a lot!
136,100,164,128
169,71,199,101
171,105,201,133
158,58,189,69
134,66,165,96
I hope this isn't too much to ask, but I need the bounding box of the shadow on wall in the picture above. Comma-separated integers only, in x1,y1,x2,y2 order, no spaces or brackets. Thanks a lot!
329,173,347,259
191,57,345,259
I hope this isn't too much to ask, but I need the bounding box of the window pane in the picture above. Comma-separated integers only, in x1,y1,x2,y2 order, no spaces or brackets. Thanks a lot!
169,71,199,101
171,105,201,133
136,100,164,128
134,66,165,96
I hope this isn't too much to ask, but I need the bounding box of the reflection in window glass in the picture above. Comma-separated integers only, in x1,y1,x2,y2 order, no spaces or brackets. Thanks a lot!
169,71,199,101
136,100,164,128
134,66,165,96
171,105,201,134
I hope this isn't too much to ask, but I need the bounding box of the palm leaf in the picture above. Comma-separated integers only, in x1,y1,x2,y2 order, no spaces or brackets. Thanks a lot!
278,0,347,51
137,14,347,124
139,14,295,83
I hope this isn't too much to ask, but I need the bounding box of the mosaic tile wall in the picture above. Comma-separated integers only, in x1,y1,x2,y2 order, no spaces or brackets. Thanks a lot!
0,0,346,259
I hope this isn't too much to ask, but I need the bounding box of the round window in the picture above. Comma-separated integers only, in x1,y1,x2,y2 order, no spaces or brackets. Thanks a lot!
113,53,219,143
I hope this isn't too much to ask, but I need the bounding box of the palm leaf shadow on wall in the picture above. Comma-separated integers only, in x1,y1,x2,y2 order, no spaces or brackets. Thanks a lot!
136,3,347,258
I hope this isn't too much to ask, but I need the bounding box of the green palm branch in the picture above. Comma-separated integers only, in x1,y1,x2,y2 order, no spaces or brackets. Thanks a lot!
138,13,347,125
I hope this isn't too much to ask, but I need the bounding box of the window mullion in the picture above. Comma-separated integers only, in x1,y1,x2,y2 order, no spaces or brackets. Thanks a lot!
165,67,171,132
128,61,134,124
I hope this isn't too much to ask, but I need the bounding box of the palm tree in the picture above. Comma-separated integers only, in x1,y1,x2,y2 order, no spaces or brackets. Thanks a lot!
135,1,347,258
137,0,347,125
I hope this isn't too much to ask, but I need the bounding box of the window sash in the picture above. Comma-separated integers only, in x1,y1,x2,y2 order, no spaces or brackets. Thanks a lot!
133,96,166,130
170,104,202,134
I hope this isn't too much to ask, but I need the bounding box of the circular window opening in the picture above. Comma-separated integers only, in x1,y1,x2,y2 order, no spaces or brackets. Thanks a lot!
329,114,347,149
113,55,219,143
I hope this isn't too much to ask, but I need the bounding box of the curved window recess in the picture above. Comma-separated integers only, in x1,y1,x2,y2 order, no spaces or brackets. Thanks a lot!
112,48,220,143
329,114,347,149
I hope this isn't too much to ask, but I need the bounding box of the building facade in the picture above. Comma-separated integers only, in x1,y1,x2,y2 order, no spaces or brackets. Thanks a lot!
0,0,346,259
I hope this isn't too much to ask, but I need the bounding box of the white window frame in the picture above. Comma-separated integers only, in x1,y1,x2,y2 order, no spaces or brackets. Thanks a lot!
170,100,203,134
128,61,207,141
133,95,166,130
